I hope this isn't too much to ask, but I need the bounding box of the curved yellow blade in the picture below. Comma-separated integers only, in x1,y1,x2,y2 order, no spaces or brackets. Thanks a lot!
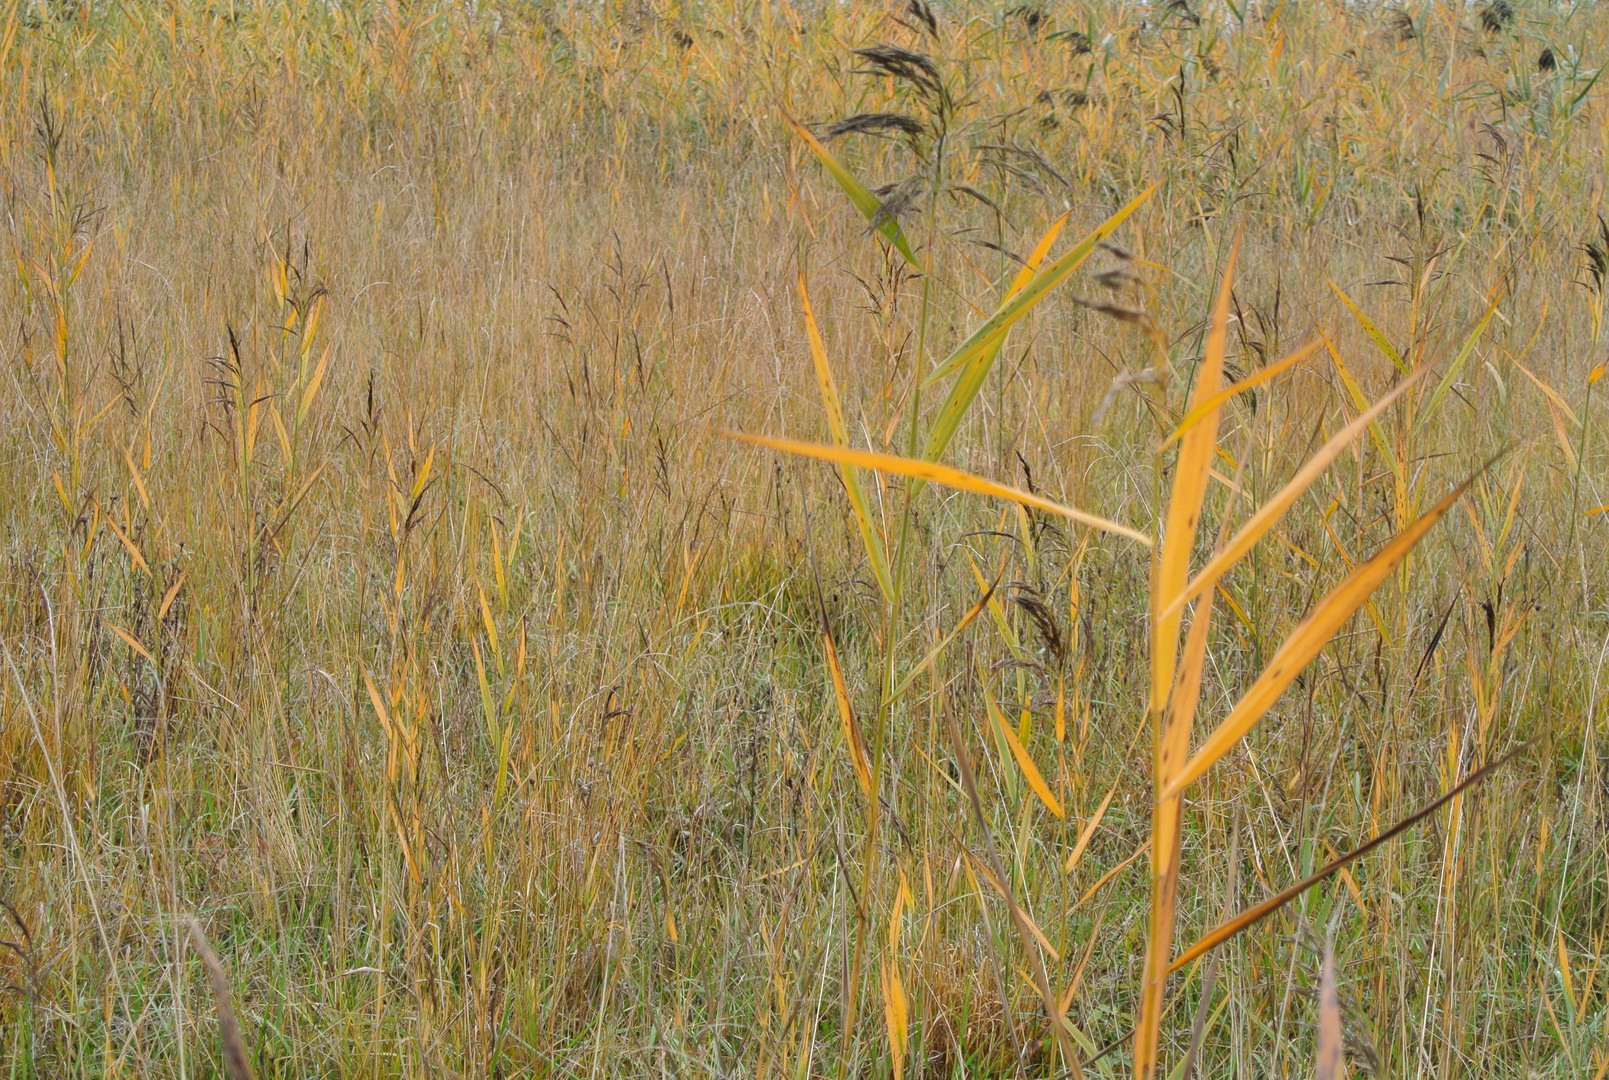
722,430,1152,547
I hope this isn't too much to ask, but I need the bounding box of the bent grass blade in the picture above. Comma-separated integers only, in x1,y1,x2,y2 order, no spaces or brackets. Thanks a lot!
721,431,1152,546
1167,746,1523,973
786,113,920,268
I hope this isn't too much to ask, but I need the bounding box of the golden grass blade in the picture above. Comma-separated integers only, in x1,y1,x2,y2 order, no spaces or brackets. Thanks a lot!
1075,838,1151,910
1137,237,1237,1080
361,665,394,742
158,570,187,622
785,113,919,268
923,184,1159,388
1314,939,1343,1080
1159,470,1477,802
104,513,152,577
104,620,158,669
1557,928,1580,1020
988,695,1064,818
1152,235,1236,708
1166,592,1216,757
966,852,1062,959
1167,746,1522,974
800,272,894,600
882,960,909,1080
1322,333,1403,482
185,917,257,1080
1065,782,1118,875
1328,278,1408,375
722,430,1152,546
824,628,874,800
297,343,332,422
1162,339,1322,450
471,638,500,747
884,882,910,1080
1156,373,1424,627
919,214,1068,471
883,583,994,704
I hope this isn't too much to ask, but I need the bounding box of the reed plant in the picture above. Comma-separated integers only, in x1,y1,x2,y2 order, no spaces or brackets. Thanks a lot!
0,0,1605,1077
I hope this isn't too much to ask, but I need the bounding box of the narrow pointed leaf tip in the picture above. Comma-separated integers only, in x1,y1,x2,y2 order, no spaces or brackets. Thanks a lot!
721,430,1153,547
1166,744,1523,974
786,113,920,269
922,183,1160,388
1159,466,1483,802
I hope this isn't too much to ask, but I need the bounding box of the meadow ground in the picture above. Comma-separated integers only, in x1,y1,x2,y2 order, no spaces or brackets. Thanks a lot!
0,0,1606,1076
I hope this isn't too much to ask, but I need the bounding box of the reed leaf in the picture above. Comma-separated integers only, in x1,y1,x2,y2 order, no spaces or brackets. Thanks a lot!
1159,469,1482,802
721,431,1152,545
923,184,1159,388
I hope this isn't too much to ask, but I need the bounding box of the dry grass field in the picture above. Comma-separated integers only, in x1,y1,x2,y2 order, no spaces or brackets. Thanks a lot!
0,0,1606,1076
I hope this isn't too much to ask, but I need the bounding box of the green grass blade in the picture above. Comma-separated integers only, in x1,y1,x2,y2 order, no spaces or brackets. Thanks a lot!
922,184,1159,389
787,114,920,269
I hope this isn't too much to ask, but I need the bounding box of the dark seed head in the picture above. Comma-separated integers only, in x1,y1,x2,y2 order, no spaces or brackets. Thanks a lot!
906,0,938,37
850,44,943,98
822,113,926,141
1478,0,1512,34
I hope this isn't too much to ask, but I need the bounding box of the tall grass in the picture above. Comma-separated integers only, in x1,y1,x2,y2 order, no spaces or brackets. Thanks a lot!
0,0,1605,1076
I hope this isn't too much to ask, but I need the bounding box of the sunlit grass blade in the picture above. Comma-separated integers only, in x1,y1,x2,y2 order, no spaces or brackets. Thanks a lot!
1065,781,1118,875
785,113,919,268
800,272,894,600
721,430,1152,546
1137,236,1237,1080
1075,838,1151,910
824,627,874,800
883,881,911,1080
923,184,1159,388
1166,746,1522,973
104,620,157,669
158,570,187,622
1151,235,1236,707
1156,373,1424,627
883,583,994,704
1328,278,1409,375
988,694,1064,818
919,213,1068,473
1159,468,1483,802
1162,339,1322,450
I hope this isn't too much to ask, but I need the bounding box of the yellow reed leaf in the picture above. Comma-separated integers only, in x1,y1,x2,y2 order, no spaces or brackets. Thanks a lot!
722,431,1151,546
1065,782,1117,875
103,621,157,668
1163,338,1321,449
1159,471,1475,802
988,695,1063,818
1156,373,1423,627
823,629,873,800
799,272,893,601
